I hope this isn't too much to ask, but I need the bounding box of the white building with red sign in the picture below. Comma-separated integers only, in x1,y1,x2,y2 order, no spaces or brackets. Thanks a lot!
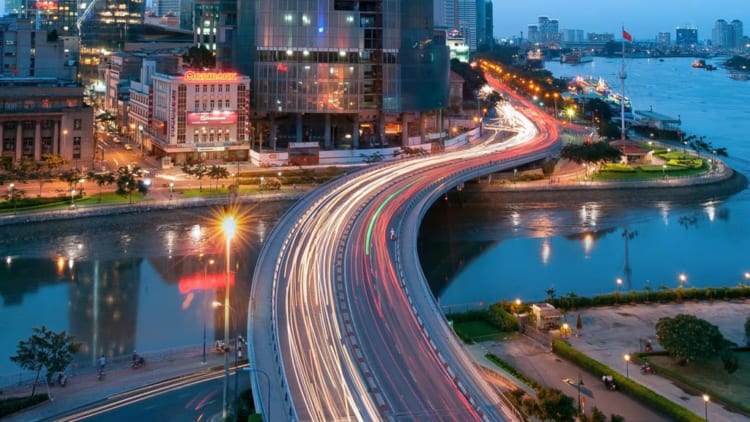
143,69,250,166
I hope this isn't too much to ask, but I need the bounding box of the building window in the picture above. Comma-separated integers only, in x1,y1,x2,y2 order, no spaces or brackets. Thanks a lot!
225,99,230,108
41,137,53,154
73,119,81,129
195,85,199,93
218,85,222,92
195,100,200,109
203,84,207,92
22,138,34,157
210,100,215,109
72,136,81,159
210,85,215,93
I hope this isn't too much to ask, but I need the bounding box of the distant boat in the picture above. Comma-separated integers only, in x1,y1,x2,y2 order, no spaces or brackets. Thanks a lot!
691,59,706,68
561,50,593,65
705,64,717,71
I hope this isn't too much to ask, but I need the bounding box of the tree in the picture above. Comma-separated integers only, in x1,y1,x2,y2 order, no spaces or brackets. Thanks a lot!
115,166,148,204
560,142,623,167
10,326,80,397
182,162,209,191
58,168,84,198
207,165,230,190
87,170,116,202
655,314,732,365
523,387,576,422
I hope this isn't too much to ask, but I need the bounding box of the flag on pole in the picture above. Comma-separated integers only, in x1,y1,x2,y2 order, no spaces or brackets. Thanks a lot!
622,28,633,42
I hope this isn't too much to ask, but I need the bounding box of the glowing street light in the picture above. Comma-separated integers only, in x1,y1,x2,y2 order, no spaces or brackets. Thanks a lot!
221,215,237,420
703,394,710,421
9,183,16,214
624,354,631,378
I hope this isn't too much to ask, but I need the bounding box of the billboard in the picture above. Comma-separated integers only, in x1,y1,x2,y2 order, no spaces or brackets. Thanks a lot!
188,111,237,125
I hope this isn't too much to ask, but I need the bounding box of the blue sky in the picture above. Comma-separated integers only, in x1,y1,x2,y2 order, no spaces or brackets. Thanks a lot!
493,0,748,41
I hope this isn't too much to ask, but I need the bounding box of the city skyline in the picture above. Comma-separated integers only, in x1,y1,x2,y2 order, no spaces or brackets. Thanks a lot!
494,0,748,40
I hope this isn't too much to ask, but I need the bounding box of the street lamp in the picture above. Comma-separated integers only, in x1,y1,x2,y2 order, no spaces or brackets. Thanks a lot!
70,188,76,209
221,215,237,420
624,354,630,378
703,394,709,421
202,258,215,364
662,164,667,178
169,182,174,200
679,273,687,287
9,183,16,214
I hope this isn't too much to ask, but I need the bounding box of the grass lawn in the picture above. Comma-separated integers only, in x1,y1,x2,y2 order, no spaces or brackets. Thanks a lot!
594,165,708,181
453,321,510,342
647,352,750,414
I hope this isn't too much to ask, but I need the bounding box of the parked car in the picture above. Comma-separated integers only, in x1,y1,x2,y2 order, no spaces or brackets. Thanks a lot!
124,144,133,151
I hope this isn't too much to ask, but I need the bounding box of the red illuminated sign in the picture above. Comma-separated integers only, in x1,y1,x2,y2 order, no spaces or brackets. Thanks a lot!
184,71,238,82
188,111,237,125
179,271,235,294
35,1,58,9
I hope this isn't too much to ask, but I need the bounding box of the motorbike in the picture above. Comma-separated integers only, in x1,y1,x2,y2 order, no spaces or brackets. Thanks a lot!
602,375,616,391
640,364,655,374
389,229,397,241
132,355,146,369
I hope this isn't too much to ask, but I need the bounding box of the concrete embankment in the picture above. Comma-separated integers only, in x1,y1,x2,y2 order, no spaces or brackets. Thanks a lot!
460,168,748,206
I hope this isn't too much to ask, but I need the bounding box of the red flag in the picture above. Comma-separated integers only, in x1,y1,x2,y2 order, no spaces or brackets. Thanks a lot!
622,28,633,42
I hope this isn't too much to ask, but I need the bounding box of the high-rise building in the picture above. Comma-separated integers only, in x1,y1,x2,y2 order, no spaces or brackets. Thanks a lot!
675,26,698,47
657,32,671,45
235,0,449,154
0,18,76,79
192,0,235,69
483,0,493,47
730,20,743,49
528,16,559,44
77,0,146,85
712,19,730,49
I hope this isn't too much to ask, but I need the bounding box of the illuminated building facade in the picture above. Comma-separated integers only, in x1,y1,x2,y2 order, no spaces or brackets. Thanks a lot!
78,0,146,85
145,70,250,165
235,0,449,153
0,78,94,166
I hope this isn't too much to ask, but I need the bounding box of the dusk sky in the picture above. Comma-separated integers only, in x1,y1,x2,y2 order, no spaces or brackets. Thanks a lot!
494,0,748,41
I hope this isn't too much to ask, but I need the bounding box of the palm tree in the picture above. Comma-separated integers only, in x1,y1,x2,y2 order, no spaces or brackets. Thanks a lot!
181,162,208,191
87,170,116,202
115,166,147,204
207,165,230,190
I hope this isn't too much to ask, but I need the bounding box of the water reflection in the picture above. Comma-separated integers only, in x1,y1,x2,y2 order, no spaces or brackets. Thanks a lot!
420,186,747,308
0,205,284,376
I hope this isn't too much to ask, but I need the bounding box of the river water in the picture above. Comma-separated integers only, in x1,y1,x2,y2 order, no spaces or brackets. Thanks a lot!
1,57,748,376
420,56,750,309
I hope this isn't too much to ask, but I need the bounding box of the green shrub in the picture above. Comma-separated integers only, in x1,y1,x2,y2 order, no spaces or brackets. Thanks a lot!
600,163,636,172
552,340,702,422
0,394,49,418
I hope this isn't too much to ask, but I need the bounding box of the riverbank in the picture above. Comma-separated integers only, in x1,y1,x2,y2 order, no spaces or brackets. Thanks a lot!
459,160,747,206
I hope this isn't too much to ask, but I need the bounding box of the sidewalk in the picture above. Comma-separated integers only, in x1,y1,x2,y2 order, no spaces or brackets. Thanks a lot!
2,346,230,421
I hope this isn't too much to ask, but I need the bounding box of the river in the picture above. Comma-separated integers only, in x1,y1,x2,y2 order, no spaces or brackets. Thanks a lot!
1,57,748,376
420,56,750,309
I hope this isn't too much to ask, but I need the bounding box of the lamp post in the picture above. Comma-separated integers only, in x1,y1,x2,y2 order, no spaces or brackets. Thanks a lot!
221,215,237,420
703,394,709,421
202,258,215,364
616,278,623,304
662,164,667,178
624,354,631,378
9,183,16,214
169,182,174,200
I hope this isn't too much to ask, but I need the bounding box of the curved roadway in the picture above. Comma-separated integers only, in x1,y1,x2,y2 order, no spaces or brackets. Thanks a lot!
248,76,560,421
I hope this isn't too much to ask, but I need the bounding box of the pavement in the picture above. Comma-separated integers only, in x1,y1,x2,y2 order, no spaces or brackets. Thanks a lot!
472,300,750,422
2,345,234,421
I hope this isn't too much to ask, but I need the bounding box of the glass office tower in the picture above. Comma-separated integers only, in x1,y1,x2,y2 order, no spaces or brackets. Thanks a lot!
235,0,448,153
